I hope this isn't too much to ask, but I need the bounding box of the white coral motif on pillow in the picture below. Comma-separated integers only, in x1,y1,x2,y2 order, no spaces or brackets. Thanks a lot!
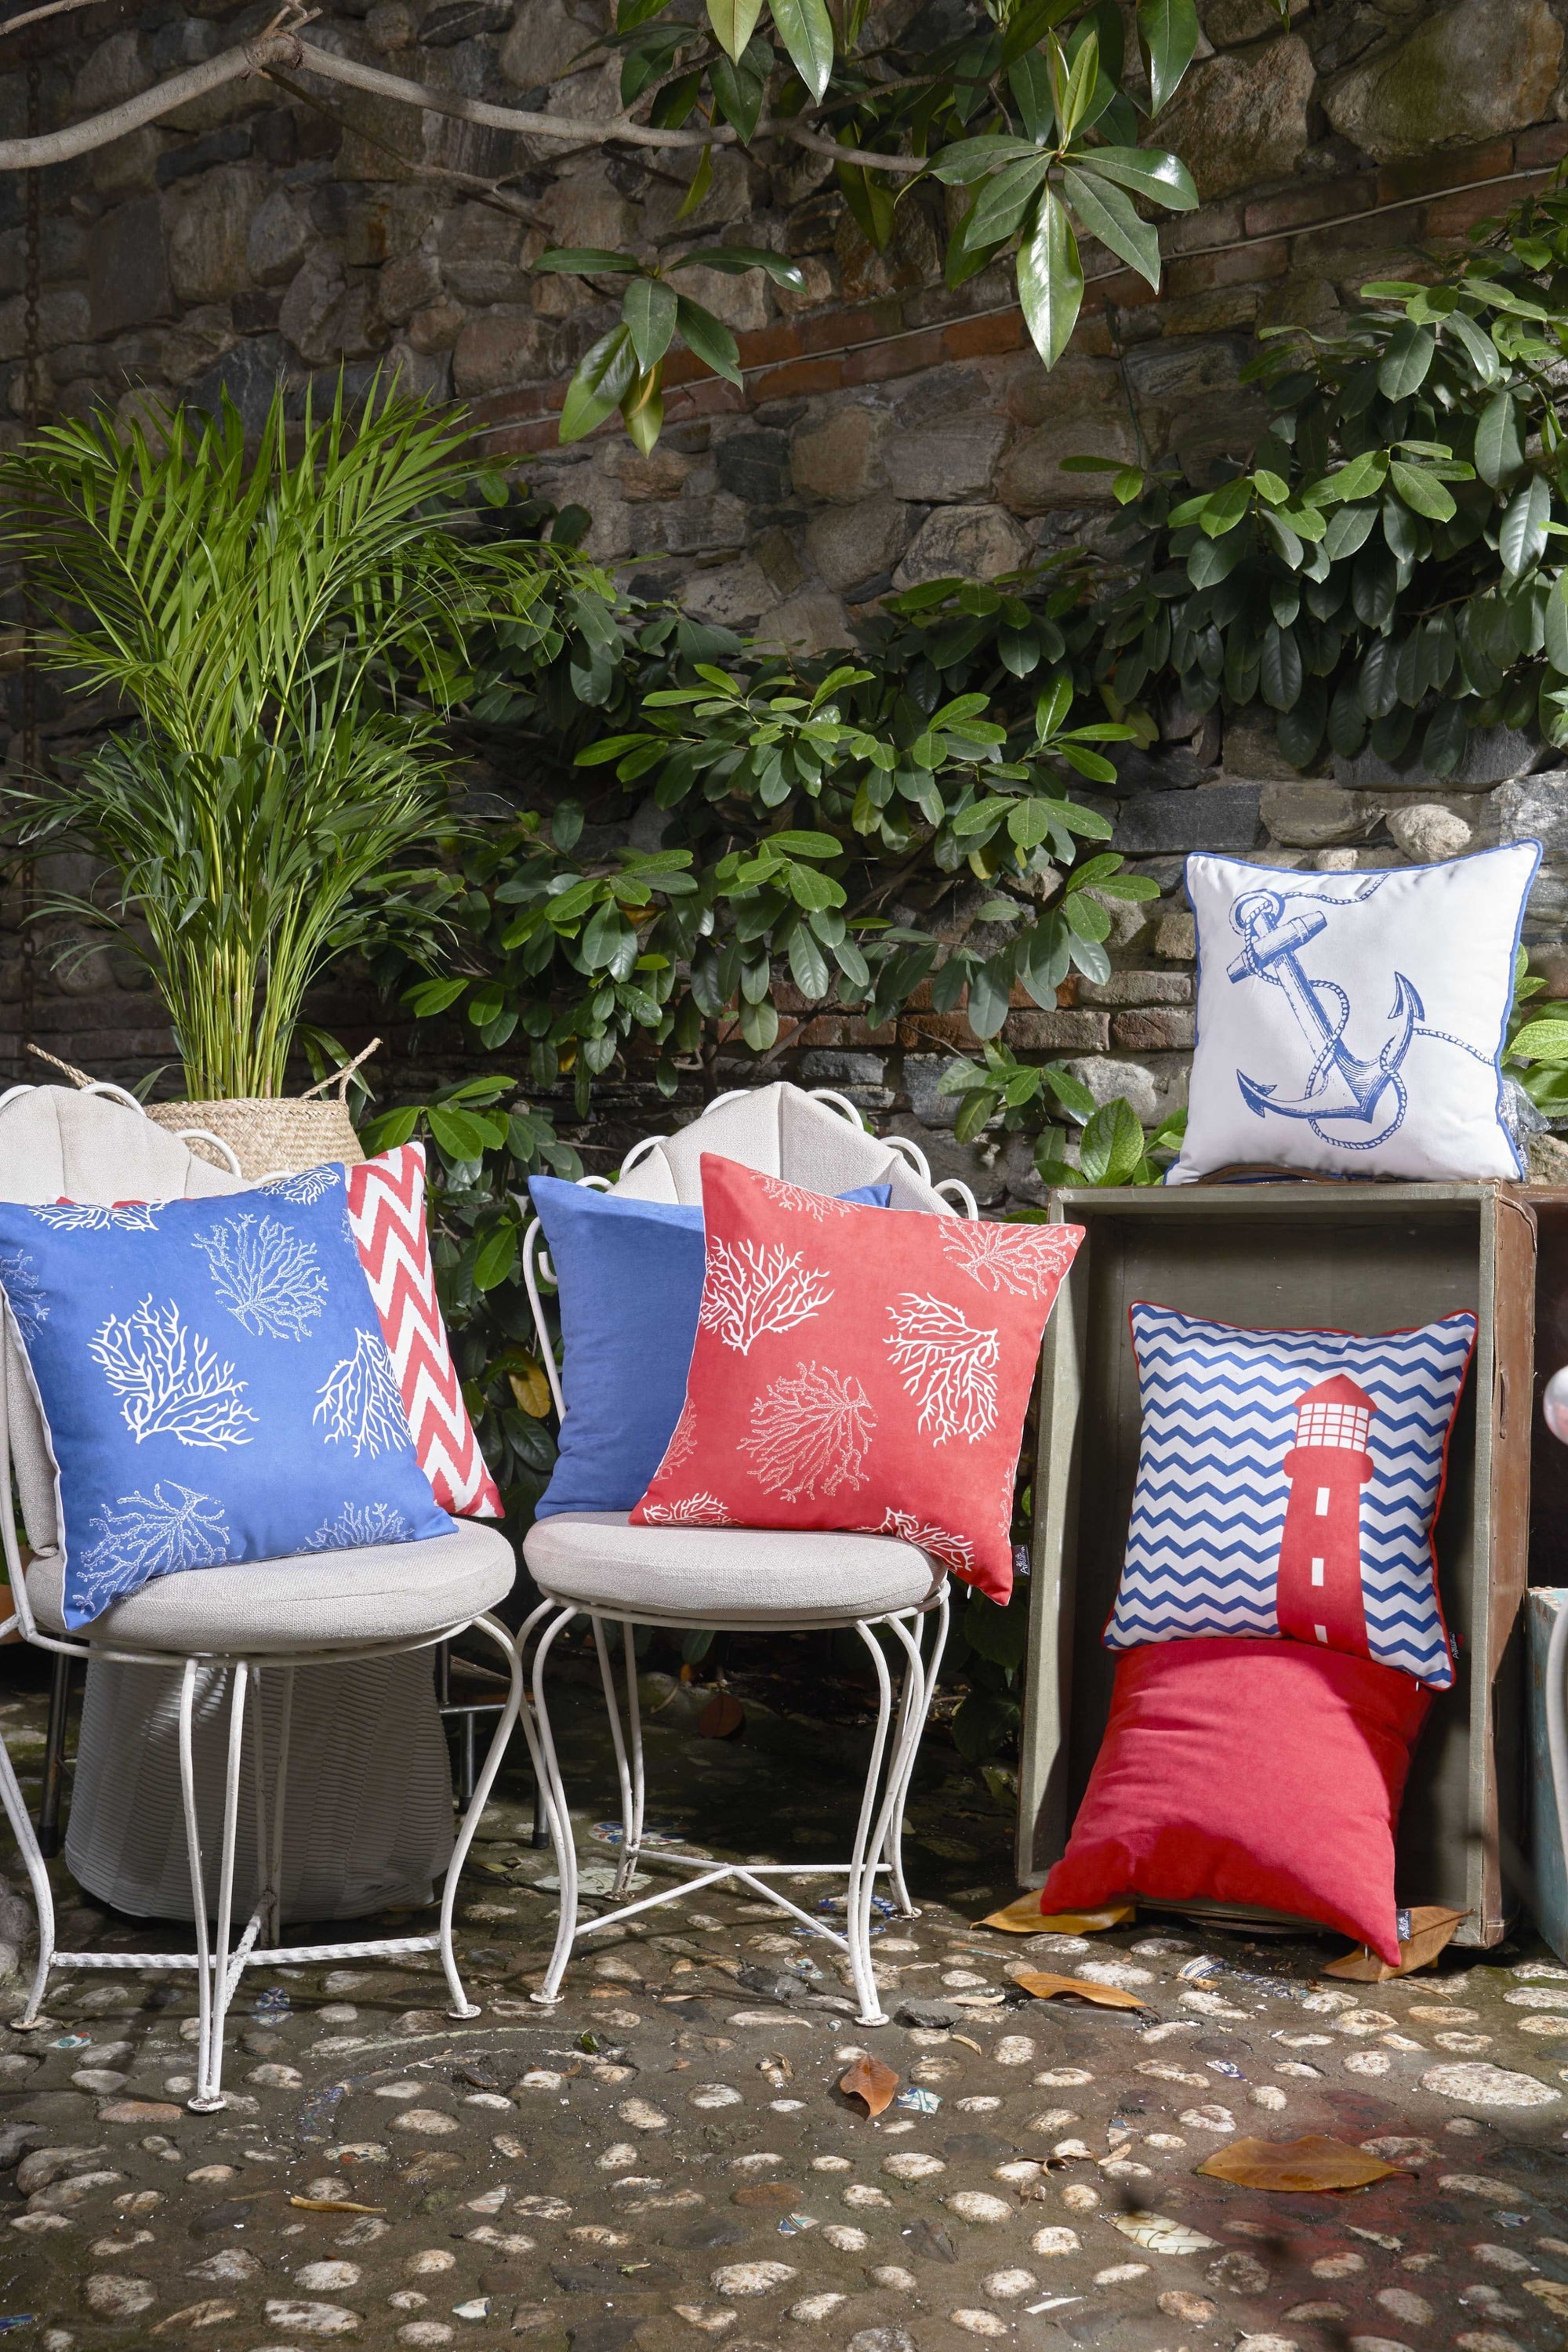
940,1220,1075,1298
884,1293,1000,1443
641,1492,731,1524
872,1507,975,1576
699,1238,833,1356
307,1500,412,1550
661,1399,700,1476
260,1167,340,1205
740,1361,876,1500
77,1482,232,1606
314,1327,409,1458
0,1247,49,1342
757,1176,855,1220
34,1203,159,1232
90,1298,256,1448
193,1213,328,1340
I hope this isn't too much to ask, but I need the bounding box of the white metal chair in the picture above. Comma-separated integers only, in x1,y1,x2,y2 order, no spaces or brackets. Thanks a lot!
518,1081,979,2026
0,1083,528,2111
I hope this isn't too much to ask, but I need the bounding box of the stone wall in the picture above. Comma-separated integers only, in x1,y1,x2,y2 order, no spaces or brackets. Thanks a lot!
4,0,1568,1196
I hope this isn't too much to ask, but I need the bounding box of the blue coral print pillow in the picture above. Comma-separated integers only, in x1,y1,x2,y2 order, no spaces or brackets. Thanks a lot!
0,1167,453,1628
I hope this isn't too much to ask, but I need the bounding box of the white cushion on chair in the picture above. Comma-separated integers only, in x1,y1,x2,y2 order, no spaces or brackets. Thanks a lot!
0,1085,242,1204
608,1081,952,1214
26,1519,514,1653
524,1511,943,1623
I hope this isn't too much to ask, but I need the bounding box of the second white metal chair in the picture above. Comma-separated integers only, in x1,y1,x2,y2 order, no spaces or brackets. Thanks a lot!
518,1081,976,2025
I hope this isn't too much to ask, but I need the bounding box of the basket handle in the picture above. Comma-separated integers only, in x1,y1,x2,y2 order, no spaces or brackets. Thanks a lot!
299,1037,381,1102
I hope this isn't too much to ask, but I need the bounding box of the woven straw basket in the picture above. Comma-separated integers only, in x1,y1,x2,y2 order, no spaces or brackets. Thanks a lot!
145,1040,379,1178
147,1091,365,1180
30,1040,376,1182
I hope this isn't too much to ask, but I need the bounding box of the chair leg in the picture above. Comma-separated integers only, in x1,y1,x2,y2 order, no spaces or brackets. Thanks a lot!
885,1592,948,1917
0,1693,56,2030
177,1662,221,2111
528,1606,582,2006
437,1613,525,2023
592,1619,638,1902
256,1667,294,1951
191,1662,251,2114
623,1620,645,1887
38,1654,72,1859
846,1621,899,2028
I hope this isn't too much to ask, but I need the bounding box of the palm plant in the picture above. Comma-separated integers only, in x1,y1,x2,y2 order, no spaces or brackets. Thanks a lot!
0,379,564,1098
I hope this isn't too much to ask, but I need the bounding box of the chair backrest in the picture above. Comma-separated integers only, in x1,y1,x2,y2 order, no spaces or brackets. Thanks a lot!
521,1080,977,1421
0,1087,246,1570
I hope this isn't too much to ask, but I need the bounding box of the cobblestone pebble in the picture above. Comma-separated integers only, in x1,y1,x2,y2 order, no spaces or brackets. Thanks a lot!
712,2260,797,2296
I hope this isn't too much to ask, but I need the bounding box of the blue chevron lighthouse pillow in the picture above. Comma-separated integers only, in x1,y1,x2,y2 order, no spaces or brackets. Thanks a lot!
1106,1302,1478,1689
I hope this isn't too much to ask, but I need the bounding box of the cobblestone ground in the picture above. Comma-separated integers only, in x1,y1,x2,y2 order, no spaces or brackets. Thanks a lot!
2,1661,1568,2352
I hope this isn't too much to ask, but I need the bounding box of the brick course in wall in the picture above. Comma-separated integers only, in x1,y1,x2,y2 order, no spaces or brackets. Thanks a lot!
3,0,1568,1200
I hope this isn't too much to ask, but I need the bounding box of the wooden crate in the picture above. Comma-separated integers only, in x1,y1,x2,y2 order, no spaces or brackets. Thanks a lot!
1015,1182,1536,1949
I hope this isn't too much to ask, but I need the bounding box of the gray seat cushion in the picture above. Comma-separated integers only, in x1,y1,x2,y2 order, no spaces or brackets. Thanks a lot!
27,1520,515,1653
524,1512,943,1624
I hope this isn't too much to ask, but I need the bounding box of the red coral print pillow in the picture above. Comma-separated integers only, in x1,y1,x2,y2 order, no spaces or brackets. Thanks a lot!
630,1156,1084,1602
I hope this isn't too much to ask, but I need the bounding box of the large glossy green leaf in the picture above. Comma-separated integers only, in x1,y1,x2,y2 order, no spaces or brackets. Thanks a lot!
969,153,1054,245
1475,389,1523,488
622,277,677,372
676,245,807,289
1017,188,1083,369
928,134,1047,184
1136,0,1198,113
559,326,637,444
1053,25,1098,141
536,247,640,274
1060,165,1160,288
1376,321,1435,400
707,0,764,60
1260,622,1302,712
1082,143,1197,209
674,296,742,385
1079,1095,1145,1185
710,54,765,140
1500,472,1552,577
1546,572,1568,673
769,0,834,99
1388,459,1456,521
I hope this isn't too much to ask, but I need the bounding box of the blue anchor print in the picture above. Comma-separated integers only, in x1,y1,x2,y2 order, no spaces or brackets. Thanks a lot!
1225,884,1423,1150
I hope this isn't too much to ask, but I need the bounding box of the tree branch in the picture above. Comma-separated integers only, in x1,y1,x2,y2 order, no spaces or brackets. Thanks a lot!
0,25,930,174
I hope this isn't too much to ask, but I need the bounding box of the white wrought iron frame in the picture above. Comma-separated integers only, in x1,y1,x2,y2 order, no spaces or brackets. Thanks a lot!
517,1088,971,2027
0,1080,544,2114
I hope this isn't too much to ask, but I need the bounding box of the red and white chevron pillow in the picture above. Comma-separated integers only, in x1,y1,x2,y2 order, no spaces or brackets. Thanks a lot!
344,1144,503,1519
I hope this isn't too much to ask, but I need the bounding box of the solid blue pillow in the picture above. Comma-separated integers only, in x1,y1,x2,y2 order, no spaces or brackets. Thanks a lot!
0,1167,454,1629
530,1177,891,1519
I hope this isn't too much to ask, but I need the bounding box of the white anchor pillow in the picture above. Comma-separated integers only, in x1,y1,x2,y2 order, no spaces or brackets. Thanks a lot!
1169,842,1541,1185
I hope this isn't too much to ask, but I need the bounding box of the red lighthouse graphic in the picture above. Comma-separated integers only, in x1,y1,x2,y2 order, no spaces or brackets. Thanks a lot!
1275,1374,1375,1657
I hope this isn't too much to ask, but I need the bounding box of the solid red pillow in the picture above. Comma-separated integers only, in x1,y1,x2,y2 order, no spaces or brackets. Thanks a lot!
1038,1637,1432,1962
630,1156,1083,1602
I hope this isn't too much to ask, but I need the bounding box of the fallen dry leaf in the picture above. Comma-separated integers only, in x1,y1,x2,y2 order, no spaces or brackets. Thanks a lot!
151,2302,239,2336
839,2053,899,2118
288,2195,387,2214
1110,2213,1218,2254
1014,1971,1146,2011
1196,2136,1404,2194
1323,1906,1470,1982
952,2034,983,2056
698,1692,744,1739
978,1893,1134,1934
1525,2280,1568,2315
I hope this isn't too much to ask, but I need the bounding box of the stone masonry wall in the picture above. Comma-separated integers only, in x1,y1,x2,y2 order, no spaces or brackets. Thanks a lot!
4,0,1568,1196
